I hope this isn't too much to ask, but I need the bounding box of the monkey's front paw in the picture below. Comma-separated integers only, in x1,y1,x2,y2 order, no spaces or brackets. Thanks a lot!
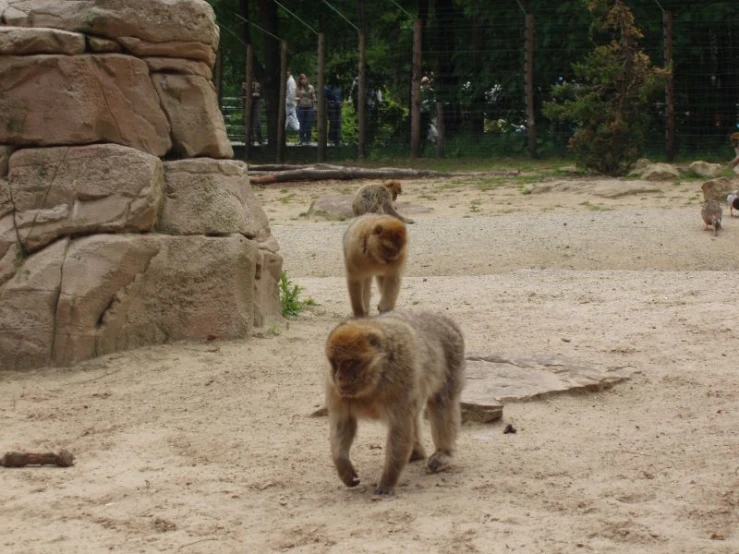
336,459,360,487
409,446,426,462
427,451,452,473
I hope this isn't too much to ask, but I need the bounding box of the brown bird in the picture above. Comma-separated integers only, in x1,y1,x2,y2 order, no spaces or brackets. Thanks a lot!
701,199,723,236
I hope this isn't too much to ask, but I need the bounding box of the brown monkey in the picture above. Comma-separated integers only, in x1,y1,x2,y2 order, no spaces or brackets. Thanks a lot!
342,214,407,318
352,180,415,224
325,309,465,497
729,132,739,169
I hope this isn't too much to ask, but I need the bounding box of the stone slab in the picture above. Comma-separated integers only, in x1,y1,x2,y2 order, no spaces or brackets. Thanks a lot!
0,26,85,55
464,352,632,404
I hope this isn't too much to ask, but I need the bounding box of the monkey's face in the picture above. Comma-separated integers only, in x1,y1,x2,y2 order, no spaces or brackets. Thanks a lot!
383,180,402,200
373,222,407,262
326,324,384,398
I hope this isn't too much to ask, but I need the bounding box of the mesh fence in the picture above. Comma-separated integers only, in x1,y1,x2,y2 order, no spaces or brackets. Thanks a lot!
215,2,739,163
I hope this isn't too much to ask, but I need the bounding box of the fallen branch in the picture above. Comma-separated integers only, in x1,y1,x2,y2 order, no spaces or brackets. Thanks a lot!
250,166,457,185
0,449,75,468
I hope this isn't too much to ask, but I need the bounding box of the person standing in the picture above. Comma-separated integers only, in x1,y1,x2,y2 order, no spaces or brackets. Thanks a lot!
324,73,343,147
296,73,316,146
285,69,300,136
250,80,263,145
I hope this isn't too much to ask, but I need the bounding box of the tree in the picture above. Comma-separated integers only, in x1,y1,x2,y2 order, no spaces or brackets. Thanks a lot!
543,0,668,175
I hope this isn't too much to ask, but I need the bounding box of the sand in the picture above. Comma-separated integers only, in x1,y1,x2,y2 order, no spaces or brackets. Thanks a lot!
1,169,738,553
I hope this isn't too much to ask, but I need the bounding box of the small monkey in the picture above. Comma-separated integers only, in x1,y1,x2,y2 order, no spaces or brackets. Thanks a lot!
325,309,465,497
343,214,407,318
352,180,415,224
701,199,723,236
729,132,739,169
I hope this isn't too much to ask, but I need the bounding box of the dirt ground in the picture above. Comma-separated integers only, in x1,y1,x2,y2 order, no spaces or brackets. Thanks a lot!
1,168,738,553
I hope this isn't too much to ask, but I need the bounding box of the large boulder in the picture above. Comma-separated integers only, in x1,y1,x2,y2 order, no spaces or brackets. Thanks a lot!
151,73,233,159
0,54,172,155
2,0,218,65
159,159,270,238
53,234,257,365
0,145,13,177
0,238,68,371
5,144,164,253
641,163,680,181
143,57,212,79
690,160,724,179
0,26,85,54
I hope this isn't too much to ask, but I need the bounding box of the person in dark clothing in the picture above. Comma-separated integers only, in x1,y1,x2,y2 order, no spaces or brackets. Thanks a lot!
324,74,343,147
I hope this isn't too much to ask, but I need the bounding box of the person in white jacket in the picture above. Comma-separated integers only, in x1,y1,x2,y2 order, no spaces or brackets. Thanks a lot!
285,69,300,133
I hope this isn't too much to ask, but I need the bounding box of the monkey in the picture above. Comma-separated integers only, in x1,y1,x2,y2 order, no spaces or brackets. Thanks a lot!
701,199,723,236
342,214,407,318
324,309,465,497
352,180,415,224
729,132,739,169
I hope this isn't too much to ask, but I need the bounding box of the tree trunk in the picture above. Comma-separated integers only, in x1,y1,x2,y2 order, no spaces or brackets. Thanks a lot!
258,0,280,157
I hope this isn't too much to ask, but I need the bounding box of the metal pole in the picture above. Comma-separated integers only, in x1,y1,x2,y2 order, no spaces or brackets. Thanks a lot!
317,33,327,161
411,19,422,159
244,44,254,161
277,40,287,162
358,29,367,158
524,13,537,158
664,10,675,161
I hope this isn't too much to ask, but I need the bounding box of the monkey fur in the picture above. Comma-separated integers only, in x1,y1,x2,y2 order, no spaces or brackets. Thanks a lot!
729,132,739,169
325,309,465,497
342,214,408,318
352,180,415,224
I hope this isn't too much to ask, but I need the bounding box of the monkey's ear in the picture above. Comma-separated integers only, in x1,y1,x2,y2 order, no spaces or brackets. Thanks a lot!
373,224,384,235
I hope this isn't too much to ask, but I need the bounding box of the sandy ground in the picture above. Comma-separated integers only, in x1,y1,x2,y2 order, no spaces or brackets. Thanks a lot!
1,169,738,553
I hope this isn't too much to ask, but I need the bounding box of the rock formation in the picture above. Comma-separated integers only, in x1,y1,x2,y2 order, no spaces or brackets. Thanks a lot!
0,0,283,370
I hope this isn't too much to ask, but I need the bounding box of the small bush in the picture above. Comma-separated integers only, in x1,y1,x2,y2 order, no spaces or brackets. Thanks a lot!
279,272,316,317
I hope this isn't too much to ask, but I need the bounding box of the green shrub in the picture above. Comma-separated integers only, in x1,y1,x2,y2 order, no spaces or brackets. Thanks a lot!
542,0,669,176
279,272,316,317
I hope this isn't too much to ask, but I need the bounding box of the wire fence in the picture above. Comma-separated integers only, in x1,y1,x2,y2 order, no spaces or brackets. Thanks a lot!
215,2,739,163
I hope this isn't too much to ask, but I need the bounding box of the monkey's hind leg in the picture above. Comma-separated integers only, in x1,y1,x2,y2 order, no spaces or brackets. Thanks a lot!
376,274,401,314
330,411,360,487
426,391,461,473
409,412,427,462
347,277,370,317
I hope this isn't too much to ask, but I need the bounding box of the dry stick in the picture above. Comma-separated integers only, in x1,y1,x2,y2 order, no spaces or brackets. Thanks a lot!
0,449,75,468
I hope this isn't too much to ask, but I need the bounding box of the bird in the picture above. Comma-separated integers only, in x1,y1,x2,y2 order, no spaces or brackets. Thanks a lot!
727,190,739,217
701,199,723,236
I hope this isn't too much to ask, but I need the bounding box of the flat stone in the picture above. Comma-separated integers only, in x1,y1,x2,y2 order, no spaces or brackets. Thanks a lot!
160,159,269,239
143,57,212,79
151,73,232,158
463,352,631,404
0,26,85,55
0,237,68,370
252,248,283,328
641,163,680,181
6,144,164,253
4,0,218,65
0,54,171,156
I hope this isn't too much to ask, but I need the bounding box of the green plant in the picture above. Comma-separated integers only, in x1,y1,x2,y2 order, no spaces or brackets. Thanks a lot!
542,0,669,176
279,272,317,317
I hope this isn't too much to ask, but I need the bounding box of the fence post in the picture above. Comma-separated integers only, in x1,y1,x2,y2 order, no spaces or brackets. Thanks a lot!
358,29,367,159
524,12,537,158
244,44,254,161
411,19,422,159
664,10,675,161
317,33,327,162
277,40,287,163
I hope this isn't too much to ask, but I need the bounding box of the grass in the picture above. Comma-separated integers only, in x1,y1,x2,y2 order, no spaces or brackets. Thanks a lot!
279,272,317,317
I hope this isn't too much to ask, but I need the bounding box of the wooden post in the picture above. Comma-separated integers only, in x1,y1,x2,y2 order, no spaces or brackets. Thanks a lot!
215,49,223,108
317,33,327,162
277,40,287,162
436,101,445,157
244,44,254,161
358,29,367,159
411,19,422,159
664,10,675,162
524,13,536,159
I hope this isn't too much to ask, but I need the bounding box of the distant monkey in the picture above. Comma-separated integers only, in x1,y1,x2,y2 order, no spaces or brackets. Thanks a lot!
352,180,415,224
729,132,739,169
325,309,465,497
342,214,407,318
